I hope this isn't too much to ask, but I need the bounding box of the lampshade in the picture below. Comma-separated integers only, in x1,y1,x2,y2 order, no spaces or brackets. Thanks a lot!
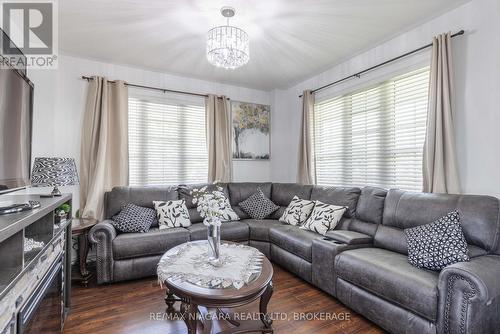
31,157,79,187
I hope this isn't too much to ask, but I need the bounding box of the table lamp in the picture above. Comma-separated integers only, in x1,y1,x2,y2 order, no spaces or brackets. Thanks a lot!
31,157,79,196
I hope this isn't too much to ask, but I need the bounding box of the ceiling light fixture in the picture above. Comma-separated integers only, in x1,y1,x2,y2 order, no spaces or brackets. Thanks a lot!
206,7,249,70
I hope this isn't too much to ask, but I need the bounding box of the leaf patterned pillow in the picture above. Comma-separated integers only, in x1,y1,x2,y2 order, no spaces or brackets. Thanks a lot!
219,196,240,222
279,196,315,226
153,199,191,229
300,201,347,235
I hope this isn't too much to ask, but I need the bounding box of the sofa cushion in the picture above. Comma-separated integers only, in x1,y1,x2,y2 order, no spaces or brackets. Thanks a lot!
187,221,249,241
336,218,379,236
405,211,469,271
381,189,500,254
112,227,190,260
244,219,286,242
104,186,178,221
269,224,322,262
310,186,361,218
238,189,279,219
335,247,439,321
271,183,314,206
325,230,373,245
269,183,313,219
355,187,387,224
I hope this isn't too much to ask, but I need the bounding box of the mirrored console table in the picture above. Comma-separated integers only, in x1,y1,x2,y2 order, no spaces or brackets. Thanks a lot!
0,194,72,334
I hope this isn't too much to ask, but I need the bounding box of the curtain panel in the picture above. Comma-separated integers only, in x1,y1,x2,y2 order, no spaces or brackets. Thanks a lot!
422,32,460,194
297,90,315,184
206,94,233,182
80,76,129,219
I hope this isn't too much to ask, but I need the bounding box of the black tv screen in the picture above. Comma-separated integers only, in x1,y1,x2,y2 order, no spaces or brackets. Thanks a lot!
0,67,33,194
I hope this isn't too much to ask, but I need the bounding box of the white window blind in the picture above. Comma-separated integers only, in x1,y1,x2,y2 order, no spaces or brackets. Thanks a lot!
128,94,208,186
313,67,430,191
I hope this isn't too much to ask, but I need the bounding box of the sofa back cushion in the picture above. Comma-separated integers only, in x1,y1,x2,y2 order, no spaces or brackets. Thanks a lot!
227,183,273,219
269,183,313,219
375,189,500,255
310,186,360,218
355,187,387,224
105,186,178,225
178,183,230,223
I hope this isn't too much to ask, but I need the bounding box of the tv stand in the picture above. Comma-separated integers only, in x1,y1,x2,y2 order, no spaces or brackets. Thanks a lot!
0,193,72,334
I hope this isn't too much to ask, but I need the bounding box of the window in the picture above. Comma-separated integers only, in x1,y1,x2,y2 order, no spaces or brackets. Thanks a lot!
312,67,429,191
128,94,207,186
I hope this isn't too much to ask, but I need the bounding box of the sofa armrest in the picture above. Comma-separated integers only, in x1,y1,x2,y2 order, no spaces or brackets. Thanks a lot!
438,255,500,333
88,220,117,284
324,230,373,245
312,238,372,296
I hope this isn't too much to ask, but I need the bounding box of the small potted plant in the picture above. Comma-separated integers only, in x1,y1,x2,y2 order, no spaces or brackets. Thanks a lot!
55,203,71,225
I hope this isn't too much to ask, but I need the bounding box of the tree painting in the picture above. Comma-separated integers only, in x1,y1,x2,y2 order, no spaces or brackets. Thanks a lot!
232,101,270,160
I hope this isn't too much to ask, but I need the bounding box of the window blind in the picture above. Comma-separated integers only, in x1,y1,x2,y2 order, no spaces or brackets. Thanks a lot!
128,95,208,186
313,67,430,191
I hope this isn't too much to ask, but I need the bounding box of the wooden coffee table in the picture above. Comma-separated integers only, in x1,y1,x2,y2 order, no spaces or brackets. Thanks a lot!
161,241,274,334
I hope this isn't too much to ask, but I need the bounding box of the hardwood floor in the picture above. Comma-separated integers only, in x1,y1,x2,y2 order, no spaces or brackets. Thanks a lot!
64,265,384,334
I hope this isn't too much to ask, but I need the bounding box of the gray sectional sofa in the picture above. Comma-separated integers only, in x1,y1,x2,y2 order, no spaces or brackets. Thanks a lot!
88,182,500,334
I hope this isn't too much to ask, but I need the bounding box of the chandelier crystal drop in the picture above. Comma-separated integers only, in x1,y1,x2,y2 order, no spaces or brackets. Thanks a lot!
206,7,249,70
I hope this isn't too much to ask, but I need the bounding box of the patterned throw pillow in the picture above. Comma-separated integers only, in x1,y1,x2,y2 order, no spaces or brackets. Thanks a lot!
300,201,346,236
404,211,470,271
238,188,279,219
153,199,191,229
219,195,240,222
279,196,315,226
111,204,156,233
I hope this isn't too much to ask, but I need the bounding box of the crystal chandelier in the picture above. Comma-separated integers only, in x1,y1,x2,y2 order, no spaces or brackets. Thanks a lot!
206,7,249,70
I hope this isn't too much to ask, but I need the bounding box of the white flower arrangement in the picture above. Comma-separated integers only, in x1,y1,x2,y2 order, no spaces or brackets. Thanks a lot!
191,186,229,226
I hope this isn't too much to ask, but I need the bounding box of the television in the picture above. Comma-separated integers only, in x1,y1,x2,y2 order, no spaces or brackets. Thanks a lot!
0,65,34,194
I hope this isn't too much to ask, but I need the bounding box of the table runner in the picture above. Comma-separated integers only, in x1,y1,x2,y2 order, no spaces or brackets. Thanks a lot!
157,242,264,289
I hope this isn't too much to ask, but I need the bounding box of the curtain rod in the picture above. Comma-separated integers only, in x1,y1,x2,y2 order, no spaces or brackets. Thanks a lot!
299,29,465,98
81,76,211,98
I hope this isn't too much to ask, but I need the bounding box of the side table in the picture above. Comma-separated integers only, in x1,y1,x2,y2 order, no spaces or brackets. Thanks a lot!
71,218,98,286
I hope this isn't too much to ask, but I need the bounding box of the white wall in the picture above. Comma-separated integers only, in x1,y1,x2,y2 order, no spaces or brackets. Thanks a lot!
21,0,500,202
272,0,500,197
25,55,273,211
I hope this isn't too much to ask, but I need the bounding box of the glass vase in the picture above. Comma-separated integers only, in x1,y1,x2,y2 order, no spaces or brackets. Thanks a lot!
206,219,221,267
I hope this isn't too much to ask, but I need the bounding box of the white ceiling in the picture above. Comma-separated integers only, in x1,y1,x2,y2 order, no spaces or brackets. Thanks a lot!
59,0,467,90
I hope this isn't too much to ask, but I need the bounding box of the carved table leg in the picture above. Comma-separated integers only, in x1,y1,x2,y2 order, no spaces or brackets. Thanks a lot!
259,281,274,330
165,290,176,313
181,301,198,334
77,233,90,286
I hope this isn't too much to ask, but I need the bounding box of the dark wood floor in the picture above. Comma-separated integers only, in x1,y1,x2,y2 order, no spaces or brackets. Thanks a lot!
64,265,384,334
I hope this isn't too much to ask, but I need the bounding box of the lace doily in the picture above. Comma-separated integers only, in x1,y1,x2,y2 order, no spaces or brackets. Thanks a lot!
157,242,264,289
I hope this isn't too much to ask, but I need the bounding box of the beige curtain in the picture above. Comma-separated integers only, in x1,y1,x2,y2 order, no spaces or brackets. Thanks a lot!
206,94,232,182
297,90,315,184
80,77,129,219
422,32,460,194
